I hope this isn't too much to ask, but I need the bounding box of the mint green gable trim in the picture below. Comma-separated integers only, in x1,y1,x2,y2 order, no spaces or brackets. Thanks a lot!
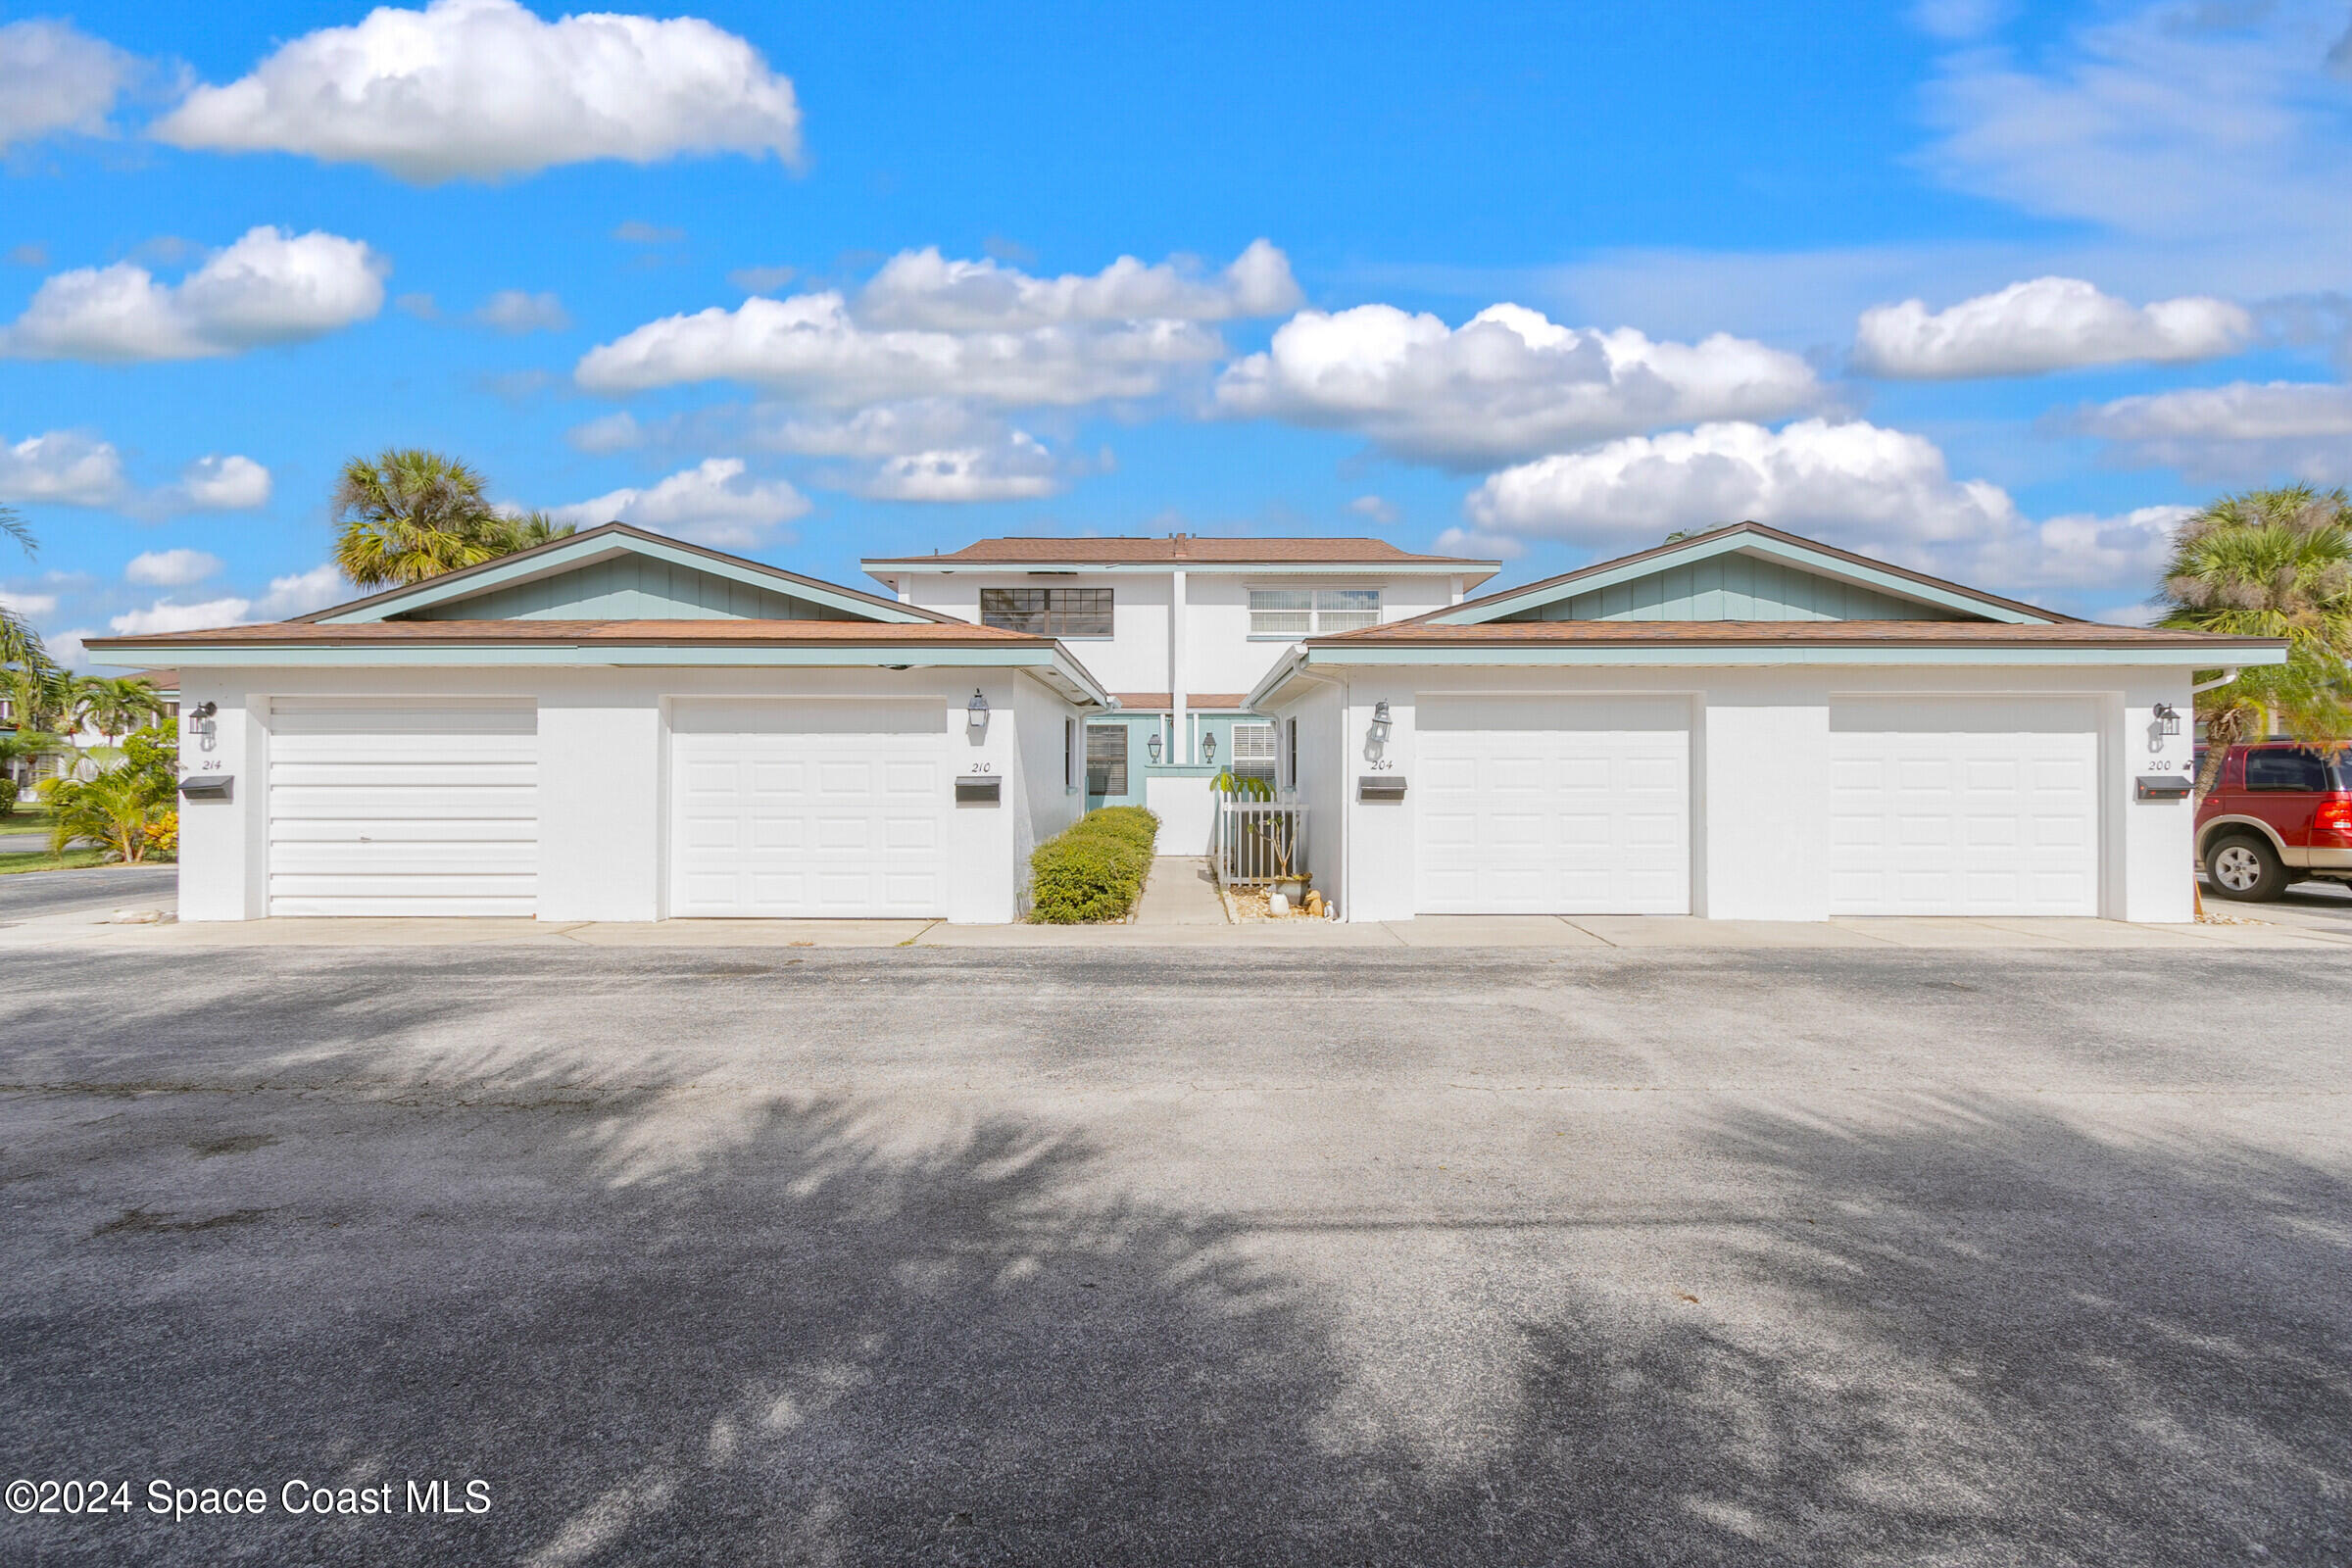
1506,552,1970,623
1433,532,2052,626
318,534,934,625
406,553,836,621
140,643,1113,707
1296,644,2283,669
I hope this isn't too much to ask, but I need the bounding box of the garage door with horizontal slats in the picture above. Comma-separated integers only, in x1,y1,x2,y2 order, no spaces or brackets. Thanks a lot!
1829,696,2098,916
1416,695,1691,914
669,699,947,918
268,698,538,916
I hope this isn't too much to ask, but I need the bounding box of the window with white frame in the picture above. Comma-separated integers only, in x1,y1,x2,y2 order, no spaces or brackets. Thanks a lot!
1230,721,1277,780
1249,587,1381,637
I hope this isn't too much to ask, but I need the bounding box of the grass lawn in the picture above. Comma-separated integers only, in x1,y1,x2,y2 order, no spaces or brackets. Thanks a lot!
0,847,116,874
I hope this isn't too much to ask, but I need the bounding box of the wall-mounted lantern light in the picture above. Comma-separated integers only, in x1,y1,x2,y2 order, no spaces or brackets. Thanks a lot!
966,689,990,730
1370,699,1393,740
1201,730,1217,764
2152,702,2180,737
1147,731,1163,764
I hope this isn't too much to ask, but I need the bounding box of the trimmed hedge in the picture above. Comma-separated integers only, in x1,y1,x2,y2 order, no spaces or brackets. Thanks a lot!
1029,806,1159,923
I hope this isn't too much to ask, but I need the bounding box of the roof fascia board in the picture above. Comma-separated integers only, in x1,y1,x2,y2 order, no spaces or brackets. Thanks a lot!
1430,530,2051,626
1290,643,2287,669
96,643,1082,671
317,530,939,625
862,560,1497,579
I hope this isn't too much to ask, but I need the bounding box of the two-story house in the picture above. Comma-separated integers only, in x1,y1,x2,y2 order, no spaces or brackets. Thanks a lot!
861,535,1500,849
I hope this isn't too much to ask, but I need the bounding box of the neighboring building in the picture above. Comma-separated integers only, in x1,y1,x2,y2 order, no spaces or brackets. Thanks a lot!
1247,522,2286,924
862,535,1499,851
85,525,1112,923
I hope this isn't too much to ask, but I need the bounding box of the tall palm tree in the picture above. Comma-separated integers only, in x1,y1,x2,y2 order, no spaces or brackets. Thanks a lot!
0,503,47,673
2155,485,2352,788
73,675,167,743
331,449,517,589
496,510,577,550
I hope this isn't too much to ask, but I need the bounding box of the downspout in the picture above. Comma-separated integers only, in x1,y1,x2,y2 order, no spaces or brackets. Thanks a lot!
2189,666,2238,696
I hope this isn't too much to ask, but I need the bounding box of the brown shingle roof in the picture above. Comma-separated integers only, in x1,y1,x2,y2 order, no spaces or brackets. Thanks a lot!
1309,619,2286,650
85,618,1050,651
865,536,1494,566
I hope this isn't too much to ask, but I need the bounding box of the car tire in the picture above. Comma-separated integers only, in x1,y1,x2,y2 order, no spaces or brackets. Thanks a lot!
2206,833,2289,902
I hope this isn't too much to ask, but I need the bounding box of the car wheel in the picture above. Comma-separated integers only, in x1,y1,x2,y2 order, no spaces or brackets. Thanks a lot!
2206,833,2289,902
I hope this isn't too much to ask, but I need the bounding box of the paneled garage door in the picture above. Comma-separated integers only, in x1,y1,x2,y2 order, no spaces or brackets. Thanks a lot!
1828,697,2099,916
268,697,539,916
669,699,947,918
1416,695,1690,914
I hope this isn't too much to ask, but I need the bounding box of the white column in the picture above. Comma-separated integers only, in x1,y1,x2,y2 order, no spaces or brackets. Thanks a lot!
1170,568,1189,763
1449,574,1463,607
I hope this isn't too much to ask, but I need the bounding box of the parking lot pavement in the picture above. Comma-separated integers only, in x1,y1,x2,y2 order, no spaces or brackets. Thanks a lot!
2,944,2346,1566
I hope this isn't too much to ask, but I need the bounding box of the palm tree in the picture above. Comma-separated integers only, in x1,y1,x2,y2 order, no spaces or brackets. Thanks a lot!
0,503,47,673
2155,485,2352,789
0,729,62,810
72,675,167,743
331,449,514,588
42,763,172,861
495,510,577,550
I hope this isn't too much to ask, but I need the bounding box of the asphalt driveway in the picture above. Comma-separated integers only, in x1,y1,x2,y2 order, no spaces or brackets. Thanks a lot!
0,862,174,921
2,945,2346,1566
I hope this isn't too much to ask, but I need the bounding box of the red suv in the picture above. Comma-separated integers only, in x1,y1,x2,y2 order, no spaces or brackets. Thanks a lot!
2195,742,2352,900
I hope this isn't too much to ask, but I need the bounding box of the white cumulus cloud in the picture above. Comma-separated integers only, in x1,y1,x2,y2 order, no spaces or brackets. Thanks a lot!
473,288,569,333
3,226,386,361
0,18,135,150
0,430,128,506
109,596,259,636
256,564,346,618
2059,379,2352,481
1215,303,1822,467
1462,416,2184,606
1854,276,2252,378
576,289,1223,406
857,238,1298,331
151,0,802,183
165,454,272,511
124,549,222,587
0,589,59,616
850,432,1065,503
547,458,808,548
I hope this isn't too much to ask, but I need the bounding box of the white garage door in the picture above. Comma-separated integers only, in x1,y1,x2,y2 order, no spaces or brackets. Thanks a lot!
1417,696,1690,914
669,700,947,918
268,697,538,916
1829,697,2099,916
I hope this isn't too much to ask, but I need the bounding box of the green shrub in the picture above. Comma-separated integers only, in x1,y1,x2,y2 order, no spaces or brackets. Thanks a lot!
1029,807,1159,922
0,776,16,816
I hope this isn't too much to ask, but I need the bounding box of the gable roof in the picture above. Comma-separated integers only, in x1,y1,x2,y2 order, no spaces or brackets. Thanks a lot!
862,534,1499,577
305,522,952,626
1423,522,2074,628
81,615,1116,707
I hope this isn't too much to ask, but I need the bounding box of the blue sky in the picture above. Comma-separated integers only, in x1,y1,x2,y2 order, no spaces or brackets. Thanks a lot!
4,0,2351,656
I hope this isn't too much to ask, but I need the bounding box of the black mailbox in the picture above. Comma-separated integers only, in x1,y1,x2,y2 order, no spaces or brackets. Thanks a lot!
1357,774,1406,801
2134,773,2193,802
177,774,233,802
956,775,1002,804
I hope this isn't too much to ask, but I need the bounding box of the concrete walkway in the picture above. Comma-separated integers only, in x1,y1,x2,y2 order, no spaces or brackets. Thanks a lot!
6,905,2348,950
1131,857,1230,927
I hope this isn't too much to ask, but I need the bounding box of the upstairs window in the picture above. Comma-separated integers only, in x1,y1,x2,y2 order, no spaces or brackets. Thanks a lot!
981,587,1113,637
1250,588,1381,637
1230,722,1277,780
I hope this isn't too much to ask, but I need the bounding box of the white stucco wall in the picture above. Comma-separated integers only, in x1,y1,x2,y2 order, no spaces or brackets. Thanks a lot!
1259,662,2199,924
888,568,1458,701
172,664,1088,924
